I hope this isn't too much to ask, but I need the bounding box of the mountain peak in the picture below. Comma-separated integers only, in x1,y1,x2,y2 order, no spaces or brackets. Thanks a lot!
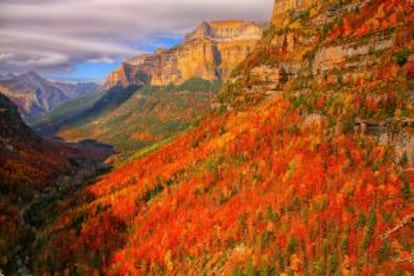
23,70,42,78
102,20,265,90
18,71,46,85
184,20,263,42
209,20,250,28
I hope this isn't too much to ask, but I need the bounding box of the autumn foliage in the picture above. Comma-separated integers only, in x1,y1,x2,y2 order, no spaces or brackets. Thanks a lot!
22,0,414,275
328,0,413,41
0,93,110,270
31,91,414,274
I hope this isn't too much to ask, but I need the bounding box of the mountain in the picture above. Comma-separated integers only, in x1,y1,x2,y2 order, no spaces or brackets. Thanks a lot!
17,0,414,274
0,93,108,196
33,85,139,138
271,0,316,21
0,92,112,272
54,81,100,99
0,72,99,120
102,20,265,90
41,79,220,164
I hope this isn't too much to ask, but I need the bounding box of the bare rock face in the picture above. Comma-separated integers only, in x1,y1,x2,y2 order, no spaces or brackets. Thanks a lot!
227,0,414,166
312,34,395,80
104,67,130,88
102,21,264,90
250,65,289,91
185,20,264,42
271,0,318,23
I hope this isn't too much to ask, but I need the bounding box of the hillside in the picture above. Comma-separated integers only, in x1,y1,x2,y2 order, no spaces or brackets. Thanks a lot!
20,0,414,275
40,79,220,164
30,91,105,131
0,93,111,272
34,85,139,136
0,72,99,120
102,20,264,89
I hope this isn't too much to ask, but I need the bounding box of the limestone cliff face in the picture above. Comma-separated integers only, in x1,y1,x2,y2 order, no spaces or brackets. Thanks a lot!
102,21,264,89
185,20,264,41
104,67,129,88
271,0,318,23
229,0,397,98
222,0,414,163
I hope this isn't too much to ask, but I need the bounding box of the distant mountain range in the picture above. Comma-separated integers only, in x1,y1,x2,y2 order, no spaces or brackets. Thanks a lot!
0,71,99,121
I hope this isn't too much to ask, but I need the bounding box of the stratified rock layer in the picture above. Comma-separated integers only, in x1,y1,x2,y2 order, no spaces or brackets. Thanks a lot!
102,21,265,89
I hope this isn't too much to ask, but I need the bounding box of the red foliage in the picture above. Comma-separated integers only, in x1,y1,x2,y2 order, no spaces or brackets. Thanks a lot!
26,1,414,274
408,60,414,79
327,0,413,41
32,96,414,275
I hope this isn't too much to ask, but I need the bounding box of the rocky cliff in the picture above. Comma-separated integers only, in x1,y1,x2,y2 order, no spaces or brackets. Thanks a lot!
102,21,264,89
222,0,414,161
271,0,318,23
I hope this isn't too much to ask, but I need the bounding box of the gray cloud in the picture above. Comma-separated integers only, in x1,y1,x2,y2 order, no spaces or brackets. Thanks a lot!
0,0,273,77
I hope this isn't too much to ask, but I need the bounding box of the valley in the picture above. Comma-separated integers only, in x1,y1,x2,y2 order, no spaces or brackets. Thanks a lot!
35,79,221,164
0,0,414,275
0,93,113,273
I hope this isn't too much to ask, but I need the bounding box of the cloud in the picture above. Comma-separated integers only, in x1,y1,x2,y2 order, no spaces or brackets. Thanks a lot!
0,53,14,60
10,53,68,67
87,57,116,64
0,0,273,78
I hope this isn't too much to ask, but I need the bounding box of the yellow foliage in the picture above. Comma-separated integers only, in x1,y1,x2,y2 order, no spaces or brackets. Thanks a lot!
165,250,174,272
377,4,386,19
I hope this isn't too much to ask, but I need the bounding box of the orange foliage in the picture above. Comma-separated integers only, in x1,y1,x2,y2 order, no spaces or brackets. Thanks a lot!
33,97,414,275
25,1,414,274
328,0,413,41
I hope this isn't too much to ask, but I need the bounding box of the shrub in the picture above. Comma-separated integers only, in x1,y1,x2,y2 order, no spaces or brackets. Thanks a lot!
395,49,410,67
400,176,411,202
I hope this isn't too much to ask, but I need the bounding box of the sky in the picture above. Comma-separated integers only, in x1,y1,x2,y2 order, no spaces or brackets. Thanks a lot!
0,0,273,83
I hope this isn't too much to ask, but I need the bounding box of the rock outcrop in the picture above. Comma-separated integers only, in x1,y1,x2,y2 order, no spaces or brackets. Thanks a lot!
271,0,318,23
224,0,413,103
222,0,414,167
102,21,265,90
